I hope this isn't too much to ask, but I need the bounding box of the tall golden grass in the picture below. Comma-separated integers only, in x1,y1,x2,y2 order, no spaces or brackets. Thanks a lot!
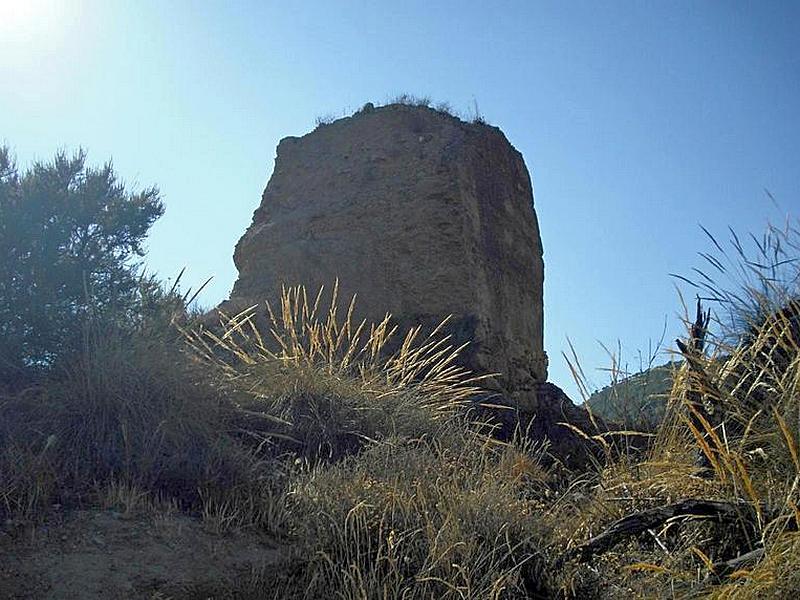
551,219,799,598
186,281,492,460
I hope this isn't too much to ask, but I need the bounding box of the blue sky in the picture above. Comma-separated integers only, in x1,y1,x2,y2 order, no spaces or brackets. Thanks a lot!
2,1,798,398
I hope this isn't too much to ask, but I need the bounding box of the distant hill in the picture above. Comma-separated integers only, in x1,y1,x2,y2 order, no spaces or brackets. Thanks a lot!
584,361,678,427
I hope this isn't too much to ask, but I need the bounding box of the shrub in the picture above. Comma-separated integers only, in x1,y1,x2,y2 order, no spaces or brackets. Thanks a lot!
0,146,163,383
1,320,225,513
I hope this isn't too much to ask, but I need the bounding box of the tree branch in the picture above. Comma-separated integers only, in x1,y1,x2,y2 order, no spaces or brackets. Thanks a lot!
563,499,757,564
709,547,765,581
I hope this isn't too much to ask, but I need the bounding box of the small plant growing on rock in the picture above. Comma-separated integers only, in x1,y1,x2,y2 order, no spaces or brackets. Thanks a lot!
390,92,433,107
314,113,338,128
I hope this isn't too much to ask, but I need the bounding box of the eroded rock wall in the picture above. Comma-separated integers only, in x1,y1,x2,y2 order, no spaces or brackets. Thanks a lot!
229,103,547,393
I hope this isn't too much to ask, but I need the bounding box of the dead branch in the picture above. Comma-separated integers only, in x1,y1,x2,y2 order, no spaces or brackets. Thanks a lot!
563,499,757,564
708,547,765,581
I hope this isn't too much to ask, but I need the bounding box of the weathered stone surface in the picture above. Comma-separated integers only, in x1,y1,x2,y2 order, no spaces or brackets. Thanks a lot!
229,103,547,394
469,382,607,467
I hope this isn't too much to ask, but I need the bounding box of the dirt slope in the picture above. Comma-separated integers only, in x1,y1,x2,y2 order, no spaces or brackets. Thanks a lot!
0,510,286,599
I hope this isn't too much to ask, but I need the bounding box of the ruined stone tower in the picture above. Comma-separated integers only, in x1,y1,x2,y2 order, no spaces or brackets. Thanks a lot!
229,103,548,396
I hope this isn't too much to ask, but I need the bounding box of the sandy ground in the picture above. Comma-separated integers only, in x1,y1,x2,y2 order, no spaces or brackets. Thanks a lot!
0,509,287,599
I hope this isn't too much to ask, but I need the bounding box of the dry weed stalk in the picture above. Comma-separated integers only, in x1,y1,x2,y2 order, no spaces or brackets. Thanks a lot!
188,281,491,417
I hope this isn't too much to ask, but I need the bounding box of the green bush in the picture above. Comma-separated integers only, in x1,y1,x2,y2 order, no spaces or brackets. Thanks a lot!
0,146,163,383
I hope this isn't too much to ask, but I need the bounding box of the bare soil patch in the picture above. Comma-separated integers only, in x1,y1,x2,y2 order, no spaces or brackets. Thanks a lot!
0,509,286,599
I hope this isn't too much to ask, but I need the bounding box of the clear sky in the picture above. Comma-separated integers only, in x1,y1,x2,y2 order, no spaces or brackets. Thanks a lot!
2,1,798,399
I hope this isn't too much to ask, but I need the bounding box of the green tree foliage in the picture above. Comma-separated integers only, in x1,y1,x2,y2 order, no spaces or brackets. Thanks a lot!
0,146,164,380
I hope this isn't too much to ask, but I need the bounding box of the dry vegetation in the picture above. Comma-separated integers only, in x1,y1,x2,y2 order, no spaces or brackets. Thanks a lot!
1,219,798,598
313,93,488,129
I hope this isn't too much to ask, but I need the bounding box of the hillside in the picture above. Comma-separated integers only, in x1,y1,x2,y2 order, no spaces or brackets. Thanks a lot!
585,361,677,427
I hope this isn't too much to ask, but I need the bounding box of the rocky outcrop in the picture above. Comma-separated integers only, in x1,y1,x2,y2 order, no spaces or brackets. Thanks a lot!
470,382,607,467
229,103,547,395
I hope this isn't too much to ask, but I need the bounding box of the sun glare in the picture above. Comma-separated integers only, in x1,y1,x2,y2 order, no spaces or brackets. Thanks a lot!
1,0,44,29
0,0,80,83
0,0,68,41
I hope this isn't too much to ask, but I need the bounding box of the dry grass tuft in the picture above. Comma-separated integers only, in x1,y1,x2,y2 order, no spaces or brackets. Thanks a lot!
187,281,490,461
550,218,800,598
276,427,555,599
